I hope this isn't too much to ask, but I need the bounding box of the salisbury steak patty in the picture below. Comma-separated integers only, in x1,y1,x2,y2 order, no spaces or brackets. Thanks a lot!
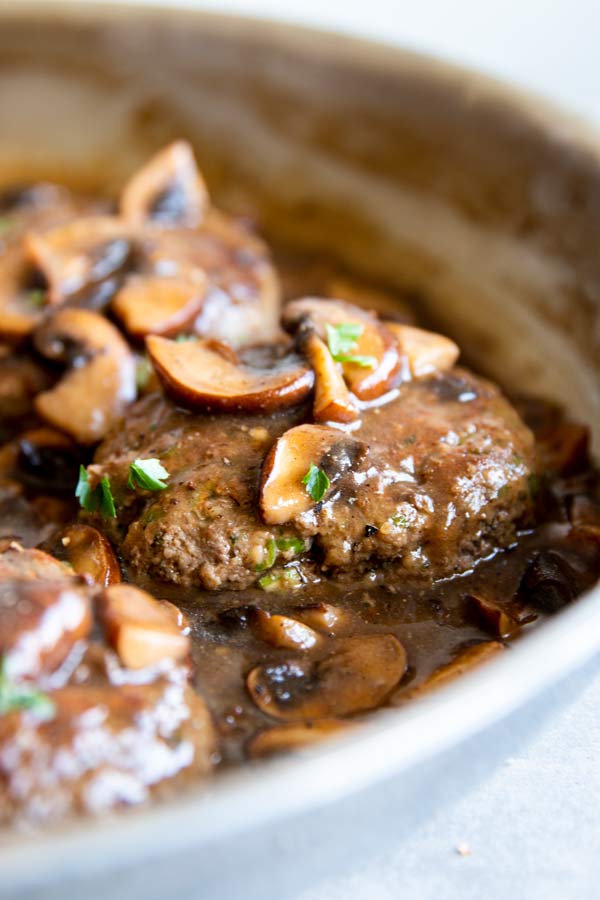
93,367,534,590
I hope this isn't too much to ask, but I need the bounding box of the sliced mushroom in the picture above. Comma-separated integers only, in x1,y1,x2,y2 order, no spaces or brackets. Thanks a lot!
467,594,521,640
247,719,352,759
252,610,319,650
385,322,459,377
120,141,208,228
0,577,92,680
394,641,504,703
144,207,283,348
33,308,136,444
0,352,54,419
295,603,344,634
99,583,190,669
23,217,132,304
0,545,74,581
302,332,358,423
111,273,208,338
518,550,576,613
50,524,121,587
0,246,46,342
283,298,403,400
15,426,81,494
247,634,406,720
260,424,363,525
146,335,313,412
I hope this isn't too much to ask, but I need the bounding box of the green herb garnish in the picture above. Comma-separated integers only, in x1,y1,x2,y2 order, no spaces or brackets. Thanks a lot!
0,658,55,719
25,288,46,308
276,537,306,554
135,355,153,391
0,217,12,235
175,333,197,343
256,537,278,572
391,513,409,528
325,322,377,368
75,466,116,518
128,458,169,492
258,567,303,592
302,463,330,503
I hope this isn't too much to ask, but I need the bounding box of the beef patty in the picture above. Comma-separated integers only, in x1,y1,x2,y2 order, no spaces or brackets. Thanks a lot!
93,367,535,590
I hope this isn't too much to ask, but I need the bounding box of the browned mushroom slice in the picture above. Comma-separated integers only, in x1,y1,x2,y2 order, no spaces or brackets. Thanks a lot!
120,141,208,228
146,335,313,412
0,545,74,581
303,333,358,423
51,524,121,587
252,610,319,650
395,641,504,703
33,309,136,444
0,352,54,419
247,634,406,720
247,719,353,759
283,298,403,400
295,603,345,634
24,217,132,304
0,577,92,680
0,246,46,342
385,322,459,377
468,594,521,640
99,583,190,669
260,424,363,525
112,273,208,338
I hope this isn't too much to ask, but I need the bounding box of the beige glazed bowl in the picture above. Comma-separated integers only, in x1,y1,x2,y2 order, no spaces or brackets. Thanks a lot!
0,3,599,898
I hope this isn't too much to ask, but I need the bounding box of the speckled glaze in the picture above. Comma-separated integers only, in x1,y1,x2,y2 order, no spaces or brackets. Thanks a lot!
0,3,599,897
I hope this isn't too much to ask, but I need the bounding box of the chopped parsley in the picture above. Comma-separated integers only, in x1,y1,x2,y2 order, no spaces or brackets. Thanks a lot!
175,333,197,343
135,354,153,391
75,466,116,518
24,288,46,308
0,659,55,719
276,537,306,555
256,536,306,572
392,513,409,528
302,463,330,503
128,458,169,492
325,322,377,368
256,537,278,572
258,567,303,591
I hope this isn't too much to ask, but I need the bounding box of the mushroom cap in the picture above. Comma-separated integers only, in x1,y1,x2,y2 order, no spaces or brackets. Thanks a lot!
259,423,363,526
120,141,209,228
303,332,358,424
99,583,190,669
0,246,45,343
24,216,132,304
394,641,504,703
385,322,459,377
33,308,136,444
112,273,208,338
247,719,352,759
247,634,407,720
284,297,404,400
50,524,121,588
146,335,314,413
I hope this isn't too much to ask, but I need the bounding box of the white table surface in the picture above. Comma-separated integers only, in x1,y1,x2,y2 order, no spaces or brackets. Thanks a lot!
16,3,600,899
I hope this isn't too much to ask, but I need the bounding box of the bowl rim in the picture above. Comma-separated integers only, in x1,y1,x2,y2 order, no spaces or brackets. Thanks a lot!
1,2,600,890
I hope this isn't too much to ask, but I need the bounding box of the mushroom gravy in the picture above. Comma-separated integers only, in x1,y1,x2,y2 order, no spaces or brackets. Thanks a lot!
0,142,599,826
